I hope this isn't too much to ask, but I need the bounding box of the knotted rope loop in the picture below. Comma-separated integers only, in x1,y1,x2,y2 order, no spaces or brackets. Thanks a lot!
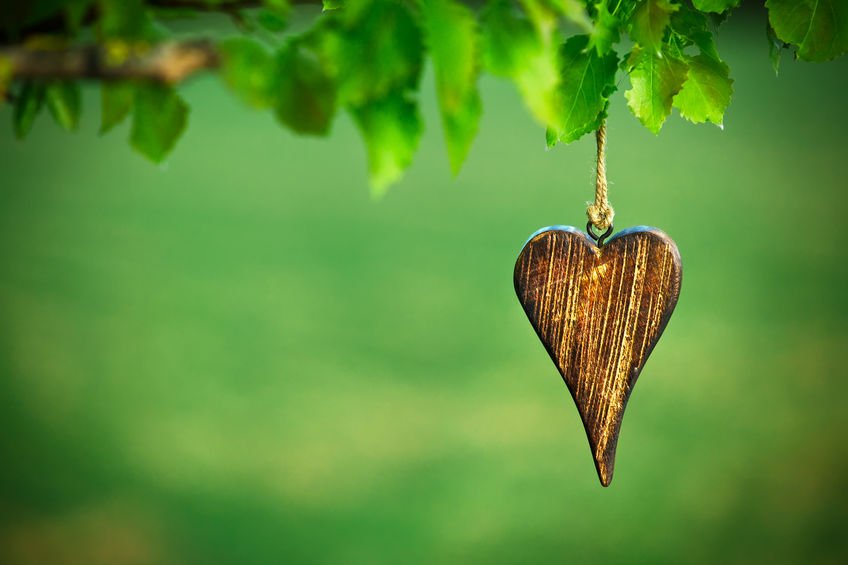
587,121,614,231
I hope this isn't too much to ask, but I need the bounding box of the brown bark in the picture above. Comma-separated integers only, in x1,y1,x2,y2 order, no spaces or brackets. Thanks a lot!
1,40,219,83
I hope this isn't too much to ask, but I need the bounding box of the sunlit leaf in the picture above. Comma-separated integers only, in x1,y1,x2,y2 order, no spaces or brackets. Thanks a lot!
548,35,618,146
625,45,688,133
691,0,739,13
421,0,482,174
629,0,678,54
588,0,620,56
316,1,423,106
350,92,422,196
673,54,732,126
481,0,561,129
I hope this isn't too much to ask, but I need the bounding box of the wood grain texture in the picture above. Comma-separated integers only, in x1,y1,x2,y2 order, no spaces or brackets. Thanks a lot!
514,226,682,486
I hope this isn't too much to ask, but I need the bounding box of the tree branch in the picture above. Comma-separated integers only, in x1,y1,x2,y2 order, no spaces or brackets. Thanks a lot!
0,1,323,45
148,0,322,9
1,40,220,83
0,1,332,82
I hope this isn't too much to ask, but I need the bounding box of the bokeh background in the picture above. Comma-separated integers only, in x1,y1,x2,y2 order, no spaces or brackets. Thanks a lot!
1,6,847,564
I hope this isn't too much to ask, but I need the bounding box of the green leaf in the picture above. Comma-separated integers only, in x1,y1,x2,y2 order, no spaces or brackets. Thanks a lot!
323,0,342,10
588,0,620,56
219,37,276,109
673,54,732,126
249,0,289,31
480,0,523,77
316,1,423,106
548,35,618,145
100,82,134,134
264,0,290,14
691,0,740,13
421,0,482,174
255,9,287,33
275,41,337,135
45,82,81,131
98,0,151,39
766,0,848,62
350,92,422,196
130,84,189,163
13,82,46,139
766,22,784,75
669,4,720,61
629,0,678,54
624,45,688,133
521,0,591,32
554,0,594,32
481,0,561,129
309,2,423,188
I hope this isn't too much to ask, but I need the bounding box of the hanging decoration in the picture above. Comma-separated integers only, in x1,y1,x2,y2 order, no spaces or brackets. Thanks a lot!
514,122,682,486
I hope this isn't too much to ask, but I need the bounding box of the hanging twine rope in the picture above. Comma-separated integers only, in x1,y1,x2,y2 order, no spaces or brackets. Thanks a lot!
587,121,614,231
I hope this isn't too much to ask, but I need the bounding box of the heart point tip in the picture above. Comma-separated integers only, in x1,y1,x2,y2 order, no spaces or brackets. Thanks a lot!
596,459,614,487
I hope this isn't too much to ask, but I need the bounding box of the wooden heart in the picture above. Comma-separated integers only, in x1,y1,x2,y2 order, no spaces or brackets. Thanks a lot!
514,226,682,486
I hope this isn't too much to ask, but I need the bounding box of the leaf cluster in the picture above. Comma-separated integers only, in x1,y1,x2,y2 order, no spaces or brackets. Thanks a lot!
1,0,845,192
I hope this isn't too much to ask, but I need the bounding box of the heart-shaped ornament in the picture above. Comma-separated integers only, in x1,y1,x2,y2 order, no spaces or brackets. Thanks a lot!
514,225,682,486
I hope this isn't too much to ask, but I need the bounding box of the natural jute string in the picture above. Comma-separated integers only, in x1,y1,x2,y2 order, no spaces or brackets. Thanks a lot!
587,121,614,231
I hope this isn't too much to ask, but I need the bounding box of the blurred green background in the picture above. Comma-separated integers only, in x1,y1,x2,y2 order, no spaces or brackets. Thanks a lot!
1,9,848,565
